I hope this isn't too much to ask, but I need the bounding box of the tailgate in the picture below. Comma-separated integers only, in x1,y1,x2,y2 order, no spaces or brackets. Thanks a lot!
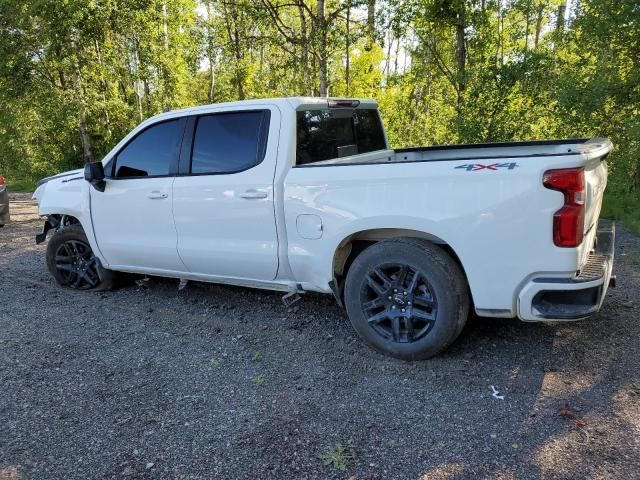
578,138,612,266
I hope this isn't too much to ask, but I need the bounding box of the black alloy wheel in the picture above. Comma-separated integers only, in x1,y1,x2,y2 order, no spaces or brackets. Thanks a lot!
46,224,114,291
361,263,438,343
54,239,101,290
344,238,469,360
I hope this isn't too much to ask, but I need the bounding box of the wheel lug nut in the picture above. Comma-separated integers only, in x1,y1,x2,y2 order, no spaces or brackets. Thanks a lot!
407,301,412,305
391,306,396,309
401,308,406,313
388,296,392,300
403,291,407,295
394,289,398,293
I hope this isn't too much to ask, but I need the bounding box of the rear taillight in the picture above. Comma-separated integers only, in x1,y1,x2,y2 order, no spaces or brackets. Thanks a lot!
543,167,585,247
0,176,4,186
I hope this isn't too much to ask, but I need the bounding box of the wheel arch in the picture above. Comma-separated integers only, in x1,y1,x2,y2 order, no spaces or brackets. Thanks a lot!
331,228,470,305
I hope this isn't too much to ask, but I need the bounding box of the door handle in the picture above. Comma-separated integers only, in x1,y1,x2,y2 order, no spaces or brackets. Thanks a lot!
147,191,168,199
239,189,268,199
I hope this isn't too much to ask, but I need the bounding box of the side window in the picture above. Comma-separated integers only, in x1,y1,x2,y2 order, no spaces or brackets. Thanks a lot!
191,111,270,175
296,109,386,165
113,120,182,178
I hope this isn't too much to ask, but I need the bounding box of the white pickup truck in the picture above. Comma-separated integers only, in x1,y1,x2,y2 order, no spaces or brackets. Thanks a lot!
33,97,615,360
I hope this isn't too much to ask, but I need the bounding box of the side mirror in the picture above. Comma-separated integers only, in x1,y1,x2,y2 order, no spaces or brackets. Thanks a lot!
84,162,106,192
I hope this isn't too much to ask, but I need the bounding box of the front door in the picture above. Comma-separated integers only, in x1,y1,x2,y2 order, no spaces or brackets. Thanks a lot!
172,107,279,280
91,118,187,273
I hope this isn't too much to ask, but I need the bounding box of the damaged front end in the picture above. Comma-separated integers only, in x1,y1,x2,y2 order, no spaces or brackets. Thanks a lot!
35,214,79,244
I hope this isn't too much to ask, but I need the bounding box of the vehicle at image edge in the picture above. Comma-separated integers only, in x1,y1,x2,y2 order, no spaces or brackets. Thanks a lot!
0,176,9,227
31,97,615,360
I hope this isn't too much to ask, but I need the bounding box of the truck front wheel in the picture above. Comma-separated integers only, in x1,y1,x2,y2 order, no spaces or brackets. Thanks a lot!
344,238,469,360
46,225,114,291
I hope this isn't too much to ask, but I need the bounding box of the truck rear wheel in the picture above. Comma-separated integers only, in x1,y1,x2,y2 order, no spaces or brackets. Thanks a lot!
344,238,469,360
46,225,114,291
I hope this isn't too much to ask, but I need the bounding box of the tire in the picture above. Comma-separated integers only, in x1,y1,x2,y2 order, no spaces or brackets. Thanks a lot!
46,224,114,291
344,238,469,360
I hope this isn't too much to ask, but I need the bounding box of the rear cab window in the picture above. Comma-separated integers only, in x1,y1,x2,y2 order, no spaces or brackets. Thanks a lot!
296,108,386,165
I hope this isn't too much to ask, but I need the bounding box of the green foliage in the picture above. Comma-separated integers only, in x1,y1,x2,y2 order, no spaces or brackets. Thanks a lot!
0,0,638,228
602,189,640,234
6,178,36,193
318,443,354,471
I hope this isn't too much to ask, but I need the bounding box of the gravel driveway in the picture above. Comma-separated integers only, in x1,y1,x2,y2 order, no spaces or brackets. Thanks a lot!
1,193,639,480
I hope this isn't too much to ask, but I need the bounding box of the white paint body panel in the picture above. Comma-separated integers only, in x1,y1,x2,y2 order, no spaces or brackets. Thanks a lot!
90,177,186,272
172,104,281,280
32,97,611,319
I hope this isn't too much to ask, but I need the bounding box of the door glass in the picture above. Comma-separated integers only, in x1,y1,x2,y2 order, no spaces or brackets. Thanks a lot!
191,111,270,174
114,120,182,178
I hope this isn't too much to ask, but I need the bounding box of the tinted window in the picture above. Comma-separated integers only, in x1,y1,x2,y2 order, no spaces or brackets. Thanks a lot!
114,120,182,178
296,109,386,165
191,111,269,174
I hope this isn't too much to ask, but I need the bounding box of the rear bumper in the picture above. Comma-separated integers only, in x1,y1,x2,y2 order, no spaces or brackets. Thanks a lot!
517,221,615,321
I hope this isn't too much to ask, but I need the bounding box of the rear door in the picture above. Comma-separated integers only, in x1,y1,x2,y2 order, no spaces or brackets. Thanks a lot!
91,118,188,273
172,106,280,280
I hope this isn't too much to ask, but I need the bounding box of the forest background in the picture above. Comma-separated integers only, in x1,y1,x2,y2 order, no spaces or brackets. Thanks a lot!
0,0,638,229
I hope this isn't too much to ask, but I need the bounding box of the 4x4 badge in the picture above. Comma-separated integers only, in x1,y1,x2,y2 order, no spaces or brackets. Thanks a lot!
455,162,519,171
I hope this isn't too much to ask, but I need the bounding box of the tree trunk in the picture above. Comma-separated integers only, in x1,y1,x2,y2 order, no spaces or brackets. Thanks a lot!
385,32,393,83
456,22,466,93
72,71,95,164
556,3,566,34
162,0,169,50
78,111,95,164
317,0,328,97
221,2,245,100
367,0,375,47
297,1,312,95
205,1,216,102
394,38,400,74
94,39,112,139
234,26,245,100
345,4,350,96
534,5,544,49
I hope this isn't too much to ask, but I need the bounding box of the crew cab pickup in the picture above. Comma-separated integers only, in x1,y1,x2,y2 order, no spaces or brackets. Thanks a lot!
33,97,615,360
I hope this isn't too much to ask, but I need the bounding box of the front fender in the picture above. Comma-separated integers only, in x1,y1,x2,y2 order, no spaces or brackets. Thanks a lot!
33,173,106,266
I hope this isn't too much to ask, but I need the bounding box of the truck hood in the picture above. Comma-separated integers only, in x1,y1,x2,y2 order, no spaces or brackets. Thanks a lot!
35,168,84,188
32,168,84,205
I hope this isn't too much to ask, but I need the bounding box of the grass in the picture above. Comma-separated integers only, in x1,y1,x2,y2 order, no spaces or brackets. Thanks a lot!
6,178,37,193
318,444,354,472
601,190,640,234
252,374,265,386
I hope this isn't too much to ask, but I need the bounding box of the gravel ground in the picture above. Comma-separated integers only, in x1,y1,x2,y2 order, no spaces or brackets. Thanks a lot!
1,192,639,480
